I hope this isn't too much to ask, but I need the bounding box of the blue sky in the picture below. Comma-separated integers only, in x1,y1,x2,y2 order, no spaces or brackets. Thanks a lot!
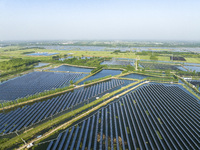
0,0,199,40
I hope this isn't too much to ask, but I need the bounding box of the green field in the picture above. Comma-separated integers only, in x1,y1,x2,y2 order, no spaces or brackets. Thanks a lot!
0,46,199,64
0,59,9,62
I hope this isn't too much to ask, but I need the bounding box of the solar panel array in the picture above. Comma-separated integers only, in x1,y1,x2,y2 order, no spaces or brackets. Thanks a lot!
0,79,124,134
0,72,86,101
79,69,122,85
47,84,199,150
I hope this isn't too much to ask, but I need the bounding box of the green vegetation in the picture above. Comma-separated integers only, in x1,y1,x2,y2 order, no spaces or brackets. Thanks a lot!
124,65,135,72
158,118,162,124
0,138,9,144
0,58,38,71
21,51,35,54
135,51,149,55
133,70,164,77
145,110,149,116
120,65,135,74
111,50,129,54
70,80,73,85
61,57,103,67
156,130,163,140
111,50,121,54
0,58,39,78
175,70,200,76
91,65,103,74
150,55,158,60
0,59,9,62
1,45,200,64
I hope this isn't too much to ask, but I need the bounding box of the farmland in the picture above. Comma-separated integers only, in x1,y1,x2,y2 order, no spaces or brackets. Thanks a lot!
1,45,200,64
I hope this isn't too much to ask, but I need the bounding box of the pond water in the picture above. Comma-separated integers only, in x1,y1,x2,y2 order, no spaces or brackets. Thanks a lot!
122,73,149,80
79,69,122,84
51,65,92,73
27,52,59,56
178,79,184,84
59,56,92,61
34,63,50,68
183,63,200,66
176,66,188,72
183,66,200,72
59,56,74,61
81,57,92,59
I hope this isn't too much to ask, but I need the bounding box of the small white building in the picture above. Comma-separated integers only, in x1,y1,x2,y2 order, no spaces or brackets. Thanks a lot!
183,77,192,80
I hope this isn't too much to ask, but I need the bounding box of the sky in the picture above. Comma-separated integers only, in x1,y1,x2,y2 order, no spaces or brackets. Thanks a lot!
0,0,200,41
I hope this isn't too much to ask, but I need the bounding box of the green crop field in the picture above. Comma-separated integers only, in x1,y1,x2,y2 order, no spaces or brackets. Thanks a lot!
0,59,9,62
0,46,199,64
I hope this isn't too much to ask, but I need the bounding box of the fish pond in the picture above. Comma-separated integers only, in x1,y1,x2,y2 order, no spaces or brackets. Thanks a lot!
34,63,50,68
27,52,58,56
184,66,200,72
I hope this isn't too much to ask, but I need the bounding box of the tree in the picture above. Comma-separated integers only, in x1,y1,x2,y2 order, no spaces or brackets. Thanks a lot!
52,55,60,60
70,80,73,85
165,70,170,76
196,84,199,90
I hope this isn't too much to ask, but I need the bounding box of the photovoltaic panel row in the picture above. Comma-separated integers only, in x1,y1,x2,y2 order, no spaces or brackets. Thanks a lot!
0,79,125,134
0,71,86,100
47,84,199,150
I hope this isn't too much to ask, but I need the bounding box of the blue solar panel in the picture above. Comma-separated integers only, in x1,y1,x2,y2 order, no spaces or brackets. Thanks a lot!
46,83,199,150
